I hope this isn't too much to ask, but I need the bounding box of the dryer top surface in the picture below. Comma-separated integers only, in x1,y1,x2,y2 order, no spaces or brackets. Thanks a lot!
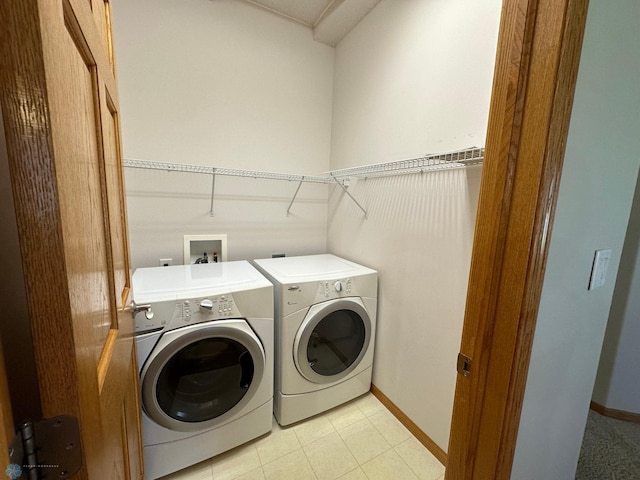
132,260,272,303
253,254,376,284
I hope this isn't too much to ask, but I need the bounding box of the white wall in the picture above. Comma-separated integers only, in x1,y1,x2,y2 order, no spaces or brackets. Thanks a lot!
328,0,501,451
511,2,640,479
111,0,335,268
592,178,640,414
330,0,501,169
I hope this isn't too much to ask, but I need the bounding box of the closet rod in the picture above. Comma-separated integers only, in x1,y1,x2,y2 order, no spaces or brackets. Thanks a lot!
123,158,333,184
327,146,484,179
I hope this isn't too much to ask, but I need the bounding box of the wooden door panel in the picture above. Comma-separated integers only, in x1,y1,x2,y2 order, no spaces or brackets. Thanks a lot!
67,0,119,103
102,89,130,309
100,343,134,480
92,0,111,62
56,15,113,358
122,350,144,480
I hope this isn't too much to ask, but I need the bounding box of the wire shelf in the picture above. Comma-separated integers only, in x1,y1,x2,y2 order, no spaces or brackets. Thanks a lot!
124,146,483,183
123,158,333,184
122,147,484,217
328,147,484,179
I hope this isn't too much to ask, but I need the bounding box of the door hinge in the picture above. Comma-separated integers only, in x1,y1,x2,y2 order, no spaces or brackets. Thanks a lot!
7,415,82,480
457,353,472,377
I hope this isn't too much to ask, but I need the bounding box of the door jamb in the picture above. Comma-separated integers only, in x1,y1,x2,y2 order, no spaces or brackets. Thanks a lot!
445,0,589,478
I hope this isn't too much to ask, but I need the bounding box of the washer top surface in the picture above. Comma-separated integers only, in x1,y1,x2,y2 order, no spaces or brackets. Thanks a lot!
254,254,376,284
132,260,271,303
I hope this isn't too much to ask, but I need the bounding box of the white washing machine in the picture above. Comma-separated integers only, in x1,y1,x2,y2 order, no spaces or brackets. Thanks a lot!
132,261,273,479
253,254,377,426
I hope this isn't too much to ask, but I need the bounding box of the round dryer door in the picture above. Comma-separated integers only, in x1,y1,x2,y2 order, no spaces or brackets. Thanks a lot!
294,298,371,384
141,320,265,432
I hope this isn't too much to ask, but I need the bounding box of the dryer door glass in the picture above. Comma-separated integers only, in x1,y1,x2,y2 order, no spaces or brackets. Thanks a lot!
307,309,366,376
155,338,254,423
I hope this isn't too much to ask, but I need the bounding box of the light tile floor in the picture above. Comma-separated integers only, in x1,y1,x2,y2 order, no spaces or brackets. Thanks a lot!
159,393,445,480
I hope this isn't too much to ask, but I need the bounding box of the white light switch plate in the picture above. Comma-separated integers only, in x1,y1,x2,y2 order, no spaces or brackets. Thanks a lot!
589,249,611,290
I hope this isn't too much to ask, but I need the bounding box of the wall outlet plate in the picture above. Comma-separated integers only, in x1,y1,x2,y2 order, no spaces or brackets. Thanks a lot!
159,258,173,267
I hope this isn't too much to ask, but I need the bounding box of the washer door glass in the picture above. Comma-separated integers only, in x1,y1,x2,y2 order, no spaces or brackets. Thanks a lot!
295,299,371,384
308,310,366,376
156,337,254,423
141,320,265,432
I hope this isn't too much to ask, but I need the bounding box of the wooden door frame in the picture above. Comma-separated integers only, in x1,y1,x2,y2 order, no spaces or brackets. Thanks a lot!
446,0,589,478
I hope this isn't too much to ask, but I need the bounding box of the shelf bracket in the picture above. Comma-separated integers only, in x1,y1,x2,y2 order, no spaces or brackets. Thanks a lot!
209,172,216,217
332,177,367,218
286,179,304,217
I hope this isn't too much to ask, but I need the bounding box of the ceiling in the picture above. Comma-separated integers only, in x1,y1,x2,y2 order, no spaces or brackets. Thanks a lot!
240,0,382,46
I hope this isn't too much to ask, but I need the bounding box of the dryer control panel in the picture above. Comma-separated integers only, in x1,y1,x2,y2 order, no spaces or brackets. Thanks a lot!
317,278,353,298
135,293,241,334
281,278,350,317
280,274,376,317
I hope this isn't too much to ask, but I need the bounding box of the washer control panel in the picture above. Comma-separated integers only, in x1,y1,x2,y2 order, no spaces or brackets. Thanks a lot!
317,278,352,298
135,293,240,334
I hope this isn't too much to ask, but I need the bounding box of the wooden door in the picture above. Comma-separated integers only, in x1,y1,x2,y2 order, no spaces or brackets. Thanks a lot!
0,1,142,479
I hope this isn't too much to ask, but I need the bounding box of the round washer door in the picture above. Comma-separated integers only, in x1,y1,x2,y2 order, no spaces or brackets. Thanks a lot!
141,319,265,432
294,298,371,384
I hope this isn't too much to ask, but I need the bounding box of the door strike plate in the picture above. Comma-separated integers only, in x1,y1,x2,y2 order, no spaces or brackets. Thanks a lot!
457,353,472,377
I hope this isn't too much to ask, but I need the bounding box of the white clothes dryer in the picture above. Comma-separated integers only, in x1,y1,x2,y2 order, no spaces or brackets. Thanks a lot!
132,261,273,479
254,254,377,426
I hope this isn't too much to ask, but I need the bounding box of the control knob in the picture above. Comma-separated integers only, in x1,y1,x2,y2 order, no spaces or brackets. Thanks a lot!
200,299,214,311
334,281,343,292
